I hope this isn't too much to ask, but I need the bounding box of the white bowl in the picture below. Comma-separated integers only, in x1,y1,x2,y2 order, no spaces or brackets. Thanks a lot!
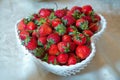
15,14,107,76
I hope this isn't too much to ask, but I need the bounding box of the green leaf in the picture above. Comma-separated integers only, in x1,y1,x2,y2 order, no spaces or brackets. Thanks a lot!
36,18,46,26
33,47,45,57
42,54,48,62
62,19,68,26
55,24,66,35
24,36,30,45
80,21,88,30
38,40,43,47
49,12,57,20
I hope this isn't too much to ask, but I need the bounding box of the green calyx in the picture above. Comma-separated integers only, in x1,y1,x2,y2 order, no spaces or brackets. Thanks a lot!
64,43,70,53
79,21,88,30
49,12,57,20
69,26,79,36
90,10,95,22
38,40,43,47
55,24,66,35
72,10,85,19
42,53,48,62
24,14,36,24
33,47,45,58
24,36,31,45
45,39,54,50
74,33,84,41
35,18,46,26
62,19,68,26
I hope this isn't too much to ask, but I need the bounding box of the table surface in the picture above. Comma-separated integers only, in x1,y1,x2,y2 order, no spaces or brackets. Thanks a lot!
0,0,120,80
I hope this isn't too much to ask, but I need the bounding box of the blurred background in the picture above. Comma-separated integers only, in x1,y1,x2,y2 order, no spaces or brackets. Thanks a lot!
0,0,120,80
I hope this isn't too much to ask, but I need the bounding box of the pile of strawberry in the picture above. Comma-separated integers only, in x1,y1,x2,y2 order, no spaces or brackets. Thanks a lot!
17,5,101,66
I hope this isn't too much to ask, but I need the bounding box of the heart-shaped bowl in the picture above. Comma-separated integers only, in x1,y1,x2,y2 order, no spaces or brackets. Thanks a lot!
15,14,106,76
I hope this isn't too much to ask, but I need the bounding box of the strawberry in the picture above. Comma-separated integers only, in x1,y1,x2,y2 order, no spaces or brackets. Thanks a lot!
73,33,86,45
55,24,66,36
51,18,62,28
39,8,52,18
76,45,91,59
47,33,60,44
62,15,76,26
17,19,27,31
55,8,67,18
39,23,52,37
38,36,47,46
76,18,88,30
89,23,99,33
82,5,93,15
32,30,38,38
68,55,77,66
57,42,70,53
68,6,83,19
67,26,78,36
83,30,93,37
82,16,92,23
45,33,60,50
19,30,29,40
69,42,76,52
25,37,37,50
27,21,36,30
49,44,59,55
71,6,82,13
32,14,40,20
92,14,101,22
48,55,58,64
57,53,68,64
62,35,72,42
57,42,76,53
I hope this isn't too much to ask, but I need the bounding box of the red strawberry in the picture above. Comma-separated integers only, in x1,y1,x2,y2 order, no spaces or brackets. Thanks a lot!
49,44,59,55
30,14,40,21
48,55,58,64
55,24,67,36
57,42,76,53
38,36,47,46
67,26,78,36
68,55,77,66
82,16,92,23
57,42,70,53
39,8,52,18
82,5,93,15
62,35,72,42
47,33,60,44
32,30,38,38
51,18,62,28
76,45,91,59
68,6,82,19
83,30,93,37
57,53,68,64
93,14,101,22
89,23,99,33
69,42,76,52
27,21,36,30
25,37,37,50
55,8,67,18
71,6,82,13
17,19,27,31
76,18,88,30
62,15,76,26
73,33,86,45
19,30,29,40
39,23,52,37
